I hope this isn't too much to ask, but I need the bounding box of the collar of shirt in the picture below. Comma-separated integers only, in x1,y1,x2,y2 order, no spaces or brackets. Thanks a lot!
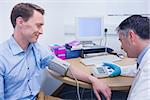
8,36,33,55
137,44,150,65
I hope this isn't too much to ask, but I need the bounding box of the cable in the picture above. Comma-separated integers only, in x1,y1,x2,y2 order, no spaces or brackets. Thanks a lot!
104,28,108,54
69,69,81,100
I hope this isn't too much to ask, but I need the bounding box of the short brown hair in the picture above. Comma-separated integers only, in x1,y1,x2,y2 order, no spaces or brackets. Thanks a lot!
10,3,45,28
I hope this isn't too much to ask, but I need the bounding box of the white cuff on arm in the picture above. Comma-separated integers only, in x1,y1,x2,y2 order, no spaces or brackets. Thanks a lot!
120,64,137,77
48,57,70,76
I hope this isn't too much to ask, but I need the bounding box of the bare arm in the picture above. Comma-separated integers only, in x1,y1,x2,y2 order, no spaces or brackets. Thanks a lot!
67,65,111,100
44,55,111,100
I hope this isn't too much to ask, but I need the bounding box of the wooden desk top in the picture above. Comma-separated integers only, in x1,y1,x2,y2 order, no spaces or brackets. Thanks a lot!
48,57,136,91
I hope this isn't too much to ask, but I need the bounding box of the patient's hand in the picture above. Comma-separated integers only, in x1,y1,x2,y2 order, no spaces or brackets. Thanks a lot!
89,76,111,100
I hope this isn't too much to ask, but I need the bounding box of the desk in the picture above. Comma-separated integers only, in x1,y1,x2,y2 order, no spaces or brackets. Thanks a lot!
48,57,136,91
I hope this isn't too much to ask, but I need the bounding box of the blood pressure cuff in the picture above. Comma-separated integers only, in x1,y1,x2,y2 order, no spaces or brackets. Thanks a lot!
41,55,70,76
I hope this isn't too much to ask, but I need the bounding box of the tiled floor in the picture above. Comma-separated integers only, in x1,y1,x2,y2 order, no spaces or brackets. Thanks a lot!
56,84,129,100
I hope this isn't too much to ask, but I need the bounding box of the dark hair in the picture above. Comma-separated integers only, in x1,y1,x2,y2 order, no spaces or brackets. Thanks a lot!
117,15,150,39
10,3,45,28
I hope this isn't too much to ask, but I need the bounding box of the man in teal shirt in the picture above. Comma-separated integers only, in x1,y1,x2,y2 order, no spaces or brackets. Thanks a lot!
0,3,111,100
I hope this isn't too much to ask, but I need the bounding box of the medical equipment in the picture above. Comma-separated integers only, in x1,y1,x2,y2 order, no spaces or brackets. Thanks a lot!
76,17,104,43
47,57,70,76
46,56,81,100
91,64,114,78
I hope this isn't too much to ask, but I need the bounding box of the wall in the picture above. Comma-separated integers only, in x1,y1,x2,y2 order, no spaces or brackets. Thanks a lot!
148,0,150,14
64,0,148,53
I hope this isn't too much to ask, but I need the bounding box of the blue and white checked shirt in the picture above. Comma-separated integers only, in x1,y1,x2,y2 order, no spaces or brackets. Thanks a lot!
0,36,53,100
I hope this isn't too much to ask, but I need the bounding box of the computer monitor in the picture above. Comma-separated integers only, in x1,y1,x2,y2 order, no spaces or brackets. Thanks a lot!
75,17,104,44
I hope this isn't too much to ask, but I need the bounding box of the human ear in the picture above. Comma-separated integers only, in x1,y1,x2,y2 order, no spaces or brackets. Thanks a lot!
128,30,137,45
16,17,24,27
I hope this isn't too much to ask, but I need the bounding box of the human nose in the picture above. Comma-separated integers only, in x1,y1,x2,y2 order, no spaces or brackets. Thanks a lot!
39,27,43,34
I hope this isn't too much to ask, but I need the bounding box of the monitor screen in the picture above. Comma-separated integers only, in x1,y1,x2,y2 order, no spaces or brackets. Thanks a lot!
76,17,104,41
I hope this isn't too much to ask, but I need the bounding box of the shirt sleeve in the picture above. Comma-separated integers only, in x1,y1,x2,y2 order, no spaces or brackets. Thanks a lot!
0,59,5,100
38,44,70,76
38,44,56,69
120,63,137,77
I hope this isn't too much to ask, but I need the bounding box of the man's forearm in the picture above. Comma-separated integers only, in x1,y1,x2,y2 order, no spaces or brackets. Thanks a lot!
66,65,111,100
66,65,97,84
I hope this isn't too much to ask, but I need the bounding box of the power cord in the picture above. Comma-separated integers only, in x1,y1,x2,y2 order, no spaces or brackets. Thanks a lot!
104,28,108,54
69,69,81,100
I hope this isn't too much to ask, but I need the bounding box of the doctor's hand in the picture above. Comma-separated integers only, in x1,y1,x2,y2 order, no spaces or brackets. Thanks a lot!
103,62,121,77
89,76,111,100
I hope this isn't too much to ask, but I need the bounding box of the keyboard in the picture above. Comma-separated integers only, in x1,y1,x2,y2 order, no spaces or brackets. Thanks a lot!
82,45,105,49
80,55,122,66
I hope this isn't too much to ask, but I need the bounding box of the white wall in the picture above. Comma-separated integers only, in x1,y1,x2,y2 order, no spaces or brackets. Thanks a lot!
64,0,148,53
0,0,149,55
148,0,150,14
63,0,148,33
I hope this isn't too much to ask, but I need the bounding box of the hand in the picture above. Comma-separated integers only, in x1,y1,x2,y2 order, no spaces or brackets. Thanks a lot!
89,76,111,100
103,62,121,77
